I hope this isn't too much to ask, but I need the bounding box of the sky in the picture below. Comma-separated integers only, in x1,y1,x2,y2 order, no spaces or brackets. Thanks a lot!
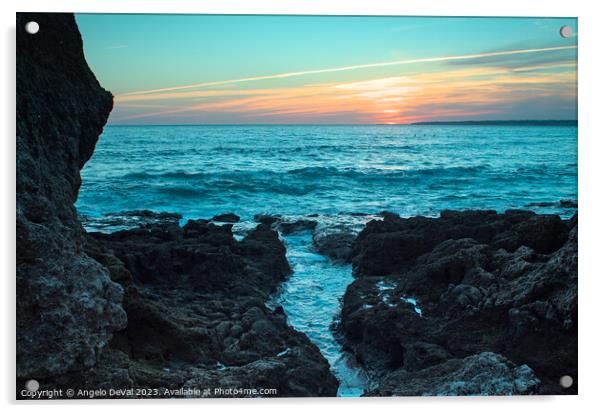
75,14,578,124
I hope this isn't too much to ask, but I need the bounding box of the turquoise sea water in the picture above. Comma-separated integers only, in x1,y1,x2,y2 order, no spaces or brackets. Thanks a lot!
77,124,577,396
78,125,577,221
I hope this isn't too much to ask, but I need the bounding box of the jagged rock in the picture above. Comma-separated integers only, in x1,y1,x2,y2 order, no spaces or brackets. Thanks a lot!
312,231,356,263
254,214,282,226
252,215,319,236
341,210,577,395
32,221,337,398
525,199,578,209
351,210,569,276
81,210,182,232
276,219,318,235
212,212,240,223
559,199,578,208
16,13,126,379
64,221,336,397
369,352,540,396
16,13,337,398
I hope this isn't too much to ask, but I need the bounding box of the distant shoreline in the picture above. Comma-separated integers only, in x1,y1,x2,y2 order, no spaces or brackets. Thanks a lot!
411,120,577,126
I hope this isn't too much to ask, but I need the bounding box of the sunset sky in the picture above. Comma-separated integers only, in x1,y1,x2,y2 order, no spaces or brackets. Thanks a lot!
75,14,577,124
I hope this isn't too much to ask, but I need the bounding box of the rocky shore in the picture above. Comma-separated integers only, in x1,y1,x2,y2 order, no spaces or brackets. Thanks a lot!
339,210,577,395
17,13,124,381
71,220,338,397
16,12,577,398
16,13,336,398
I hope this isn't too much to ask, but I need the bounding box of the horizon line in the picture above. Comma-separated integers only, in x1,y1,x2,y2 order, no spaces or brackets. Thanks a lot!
106,119,578,127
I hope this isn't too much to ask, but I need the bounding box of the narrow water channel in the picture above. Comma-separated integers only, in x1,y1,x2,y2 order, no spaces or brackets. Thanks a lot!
270,231,370,397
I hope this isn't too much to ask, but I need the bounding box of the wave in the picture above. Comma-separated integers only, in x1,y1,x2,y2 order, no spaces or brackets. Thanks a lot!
123,170,208,180
109,163,573,201
123,164,494,182
159,185,207,198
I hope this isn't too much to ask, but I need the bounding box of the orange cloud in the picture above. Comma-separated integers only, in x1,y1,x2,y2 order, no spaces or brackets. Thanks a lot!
111,61,576,124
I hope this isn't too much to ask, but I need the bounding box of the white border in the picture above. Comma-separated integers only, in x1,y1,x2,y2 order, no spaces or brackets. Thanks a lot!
8,0,584,17
3,1,601,413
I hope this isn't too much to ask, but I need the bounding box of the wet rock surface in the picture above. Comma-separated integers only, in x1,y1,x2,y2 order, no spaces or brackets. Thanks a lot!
16,13,337,398
16,13,125,379
212,212,241,223
252,214,318,235
254,214,282,226
340,210,577,395
276,219,318,235
367,352,540,396
55,221,337,397
526,199,578,209
81,210,182,231
29,220,339,397
313,231,356,263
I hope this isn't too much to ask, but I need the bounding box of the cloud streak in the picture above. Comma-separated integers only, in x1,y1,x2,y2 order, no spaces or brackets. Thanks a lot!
117,45,577,97
110,60,576,124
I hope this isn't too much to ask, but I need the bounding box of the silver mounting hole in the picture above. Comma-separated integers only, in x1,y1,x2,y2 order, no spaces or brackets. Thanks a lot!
559,25,572,38
25,21,40,35
559,375,573,388
25,379,40,392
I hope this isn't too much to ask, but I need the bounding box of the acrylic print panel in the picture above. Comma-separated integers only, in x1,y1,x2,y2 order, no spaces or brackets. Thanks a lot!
16,12,577,399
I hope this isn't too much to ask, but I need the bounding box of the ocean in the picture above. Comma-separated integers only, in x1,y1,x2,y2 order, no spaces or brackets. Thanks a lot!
78,125,577,222
77,124,578,396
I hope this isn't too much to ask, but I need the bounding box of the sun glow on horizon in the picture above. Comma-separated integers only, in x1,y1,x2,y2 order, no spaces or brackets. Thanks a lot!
76,15,577,124
112,59,576,124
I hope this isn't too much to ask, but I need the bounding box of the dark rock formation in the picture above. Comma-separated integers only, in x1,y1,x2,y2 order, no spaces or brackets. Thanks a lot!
352,209,569,276
81,210,182,231
341,210,577,395
367,352,540,396
66,221,337,397
526,199,578,209
16,13,337,398
313,231,355,263
276,219,318,235
254,214,281,226
212,212,240,223
16,13,126,379
252,214,318,235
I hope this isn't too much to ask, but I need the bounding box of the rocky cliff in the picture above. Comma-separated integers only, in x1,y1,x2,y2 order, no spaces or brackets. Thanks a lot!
16,13,337,397
16,12,126,379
